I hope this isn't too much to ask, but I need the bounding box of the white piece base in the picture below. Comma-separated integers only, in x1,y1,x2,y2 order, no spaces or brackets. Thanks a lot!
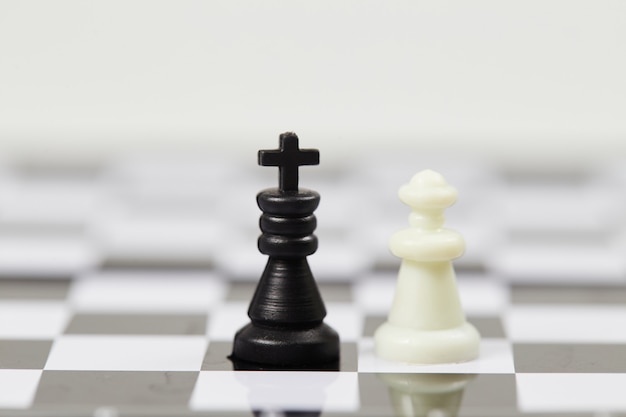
374,320,480,364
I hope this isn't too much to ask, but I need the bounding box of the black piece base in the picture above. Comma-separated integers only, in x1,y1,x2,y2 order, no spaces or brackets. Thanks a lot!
231,357,340,372
254,411,321,417
230,322,340,369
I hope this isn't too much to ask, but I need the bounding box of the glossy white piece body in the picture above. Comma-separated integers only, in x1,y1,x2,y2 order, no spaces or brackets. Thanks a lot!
374,170,480,364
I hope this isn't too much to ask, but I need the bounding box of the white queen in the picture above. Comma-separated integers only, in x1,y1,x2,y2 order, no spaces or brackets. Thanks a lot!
374,169,480,364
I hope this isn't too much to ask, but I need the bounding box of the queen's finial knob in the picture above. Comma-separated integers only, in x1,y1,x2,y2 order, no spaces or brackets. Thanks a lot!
390,170,465,262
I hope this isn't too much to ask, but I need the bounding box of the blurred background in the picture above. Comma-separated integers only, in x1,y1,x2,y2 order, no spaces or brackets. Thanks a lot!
0,0,625,283
0,0,625,167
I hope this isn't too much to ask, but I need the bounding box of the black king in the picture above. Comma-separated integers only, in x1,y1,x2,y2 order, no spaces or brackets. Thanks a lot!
230,132,340,370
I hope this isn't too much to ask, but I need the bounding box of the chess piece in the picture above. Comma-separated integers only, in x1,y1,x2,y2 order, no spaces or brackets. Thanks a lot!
230,132,340,369
374,170,480,364
379,373,475,417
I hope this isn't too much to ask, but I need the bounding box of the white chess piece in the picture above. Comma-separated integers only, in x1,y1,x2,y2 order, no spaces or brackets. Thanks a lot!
374,169,480,364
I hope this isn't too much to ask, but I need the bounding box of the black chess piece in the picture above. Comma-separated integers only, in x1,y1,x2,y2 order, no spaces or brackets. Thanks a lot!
230,132,340,369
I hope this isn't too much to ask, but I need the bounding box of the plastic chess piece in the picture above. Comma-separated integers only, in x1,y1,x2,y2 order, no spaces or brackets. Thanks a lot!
230,132,340,369
374,169,480,364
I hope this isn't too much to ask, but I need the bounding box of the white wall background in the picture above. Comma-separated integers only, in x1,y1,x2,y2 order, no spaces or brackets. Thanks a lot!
0,0,624,165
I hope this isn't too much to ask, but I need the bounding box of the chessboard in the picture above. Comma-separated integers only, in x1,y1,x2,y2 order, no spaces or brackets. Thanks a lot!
0,152,625,416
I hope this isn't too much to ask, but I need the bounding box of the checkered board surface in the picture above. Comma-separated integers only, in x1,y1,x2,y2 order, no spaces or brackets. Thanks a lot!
1,272,625,416
0,152,626,416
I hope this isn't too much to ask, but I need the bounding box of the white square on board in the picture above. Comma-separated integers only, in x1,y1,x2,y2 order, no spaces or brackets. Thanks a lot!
190,371,358,412
44,335,208,371
206,302,249,340
0,370,42,409
353,274,396,315
456,276,509,316
70,271,227,313
325,302,364,341
92,213,223,260
490,245,626,284
0,236,97,276
0,301,69,339
505,305,626,343
517,373,626,412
